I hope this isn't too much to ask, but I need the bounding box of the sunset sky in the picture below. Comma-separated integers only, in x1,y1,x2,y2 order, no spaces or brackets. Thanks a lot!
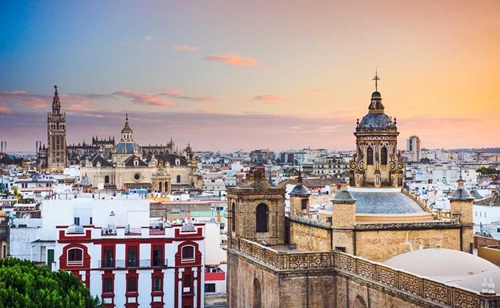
1,1,499,153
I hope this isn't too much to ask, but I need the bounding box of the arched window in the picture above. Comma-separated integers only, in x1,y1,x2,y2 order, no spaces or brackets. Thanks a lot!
256,203,269,233
231,202,236,232
381,147,388,165
67,248,83,266
367,147,374,166
253,278,262,308
182,245,195,262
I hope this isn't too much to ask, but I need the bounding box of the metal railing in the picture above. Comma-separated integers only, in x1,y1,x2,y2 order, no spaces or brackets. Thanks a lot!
97,259,168,269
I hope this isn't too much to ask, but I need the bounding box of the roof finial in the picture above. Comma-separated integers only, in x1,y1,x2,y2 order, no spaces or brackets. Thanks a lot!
54,85,58,95
373,70,380,92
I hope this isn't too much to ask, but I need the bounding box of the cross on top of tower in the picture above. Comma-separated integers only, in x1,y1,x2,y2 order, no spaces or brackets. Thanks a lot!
373,71,380,91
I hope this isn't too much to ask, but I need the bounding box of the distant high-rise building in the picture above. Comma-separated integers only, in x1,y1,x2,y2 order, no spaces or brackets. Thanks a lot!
406,135,421,162
47,86,67,169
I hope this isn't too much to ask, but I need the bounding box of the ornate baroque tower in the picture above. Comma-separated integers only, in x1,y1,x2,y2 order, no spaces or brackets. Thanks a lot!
349,73,404,188
47,85,67,169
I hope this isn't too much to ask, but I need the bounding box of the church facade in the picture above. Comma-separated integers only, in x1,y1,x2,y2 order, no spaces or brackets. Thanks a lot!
38,86,202,193
226,78,490,307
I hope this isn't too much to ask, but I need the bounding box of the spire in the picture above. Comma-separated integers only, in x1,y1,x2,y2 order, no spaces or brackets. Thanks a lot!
369,71,384,113
52,85,61,115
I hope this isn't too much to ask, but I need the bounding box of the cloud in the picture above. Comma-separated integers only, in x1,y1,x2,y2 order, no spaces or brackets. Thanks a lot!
173,44,201,52
158,87,217,103
205,53,258,67
0,91,49,110
0,103,12,113
114,90,176,107
144,36,154,41
253,94,284,102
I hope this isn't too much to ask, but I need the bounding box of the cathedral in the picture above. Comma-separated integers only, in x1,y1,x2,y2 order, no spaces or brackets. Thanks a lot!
226,76,490,307
39,86,202,193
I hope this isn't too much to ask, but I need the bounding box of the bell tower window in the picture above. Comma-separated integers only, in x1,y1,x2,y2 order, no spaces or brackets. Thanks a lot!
256,203,269,233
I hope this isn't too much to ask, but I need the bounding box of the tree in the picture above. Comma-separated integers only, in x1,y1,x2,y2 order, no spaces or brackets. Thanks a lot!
0,258,101,308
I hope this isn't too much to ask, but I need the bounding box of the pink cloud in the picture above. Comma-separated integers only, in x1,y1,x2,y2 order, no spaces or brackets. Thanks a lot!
159,87,182,96
174,45,201,52
253,94,284,101
0,91,48,109
158,87,217,103
205,53,258,67
0,103,12,113
114,90,175,107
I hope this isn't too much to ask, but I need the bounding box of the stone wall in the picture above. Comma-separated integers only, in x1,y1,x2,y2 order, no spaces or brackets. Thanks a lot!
291,221,331,251
228,239,491,308
354,227,461,262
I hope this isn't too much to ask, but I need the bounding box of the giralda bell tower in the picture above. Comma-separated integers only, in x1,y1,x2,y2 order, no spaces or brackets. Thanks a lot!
47,85,67,169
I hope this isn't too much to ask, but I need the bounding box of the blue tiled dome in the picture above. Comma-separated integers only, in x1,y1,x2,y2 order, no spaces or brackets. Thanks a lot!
116,142,140,154
359,113,394,129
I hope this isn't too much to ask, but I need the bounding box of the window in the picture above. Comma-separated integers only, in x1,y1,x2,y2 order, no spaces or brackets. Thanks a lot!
381,147,388,165
256,203,269,233
103,277,113,293
176,175,181,183
103,246,114,267
127,246,138,267
367,147,374,165
335,246,346,252
205,283,216,293
67,248,83,266
231,202,236,232
182,246,195,261
301,199,307,211
153,276,162,291
127,277,137,292
152,246,163,266
74,217,80,226
104,175,110,184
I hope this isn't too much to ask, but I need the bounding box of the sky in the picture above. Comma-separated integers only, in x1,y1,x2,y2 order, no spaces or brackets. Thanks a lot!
1,1,499,153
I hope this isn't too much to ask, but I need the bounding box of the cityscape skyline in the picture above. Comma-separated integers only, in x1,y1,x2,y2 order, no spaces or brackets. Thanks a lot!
1,1,499,153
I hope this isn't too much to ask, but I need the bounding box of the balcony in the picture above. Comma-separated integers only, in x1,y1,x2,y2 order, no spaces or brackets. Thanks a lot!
98,259,168,269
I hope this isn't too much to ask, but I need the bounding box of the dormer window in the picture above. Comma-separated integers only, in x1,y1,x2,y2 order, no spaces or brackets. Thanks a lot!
175,159,180,166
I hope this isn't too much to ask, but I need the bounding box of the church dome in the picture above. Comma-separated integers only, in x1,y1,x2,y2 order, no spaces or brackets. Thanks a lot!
358,113,394,129
356,85,396,130
290,184,309,196
116,142,141,154
384,248,497,277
